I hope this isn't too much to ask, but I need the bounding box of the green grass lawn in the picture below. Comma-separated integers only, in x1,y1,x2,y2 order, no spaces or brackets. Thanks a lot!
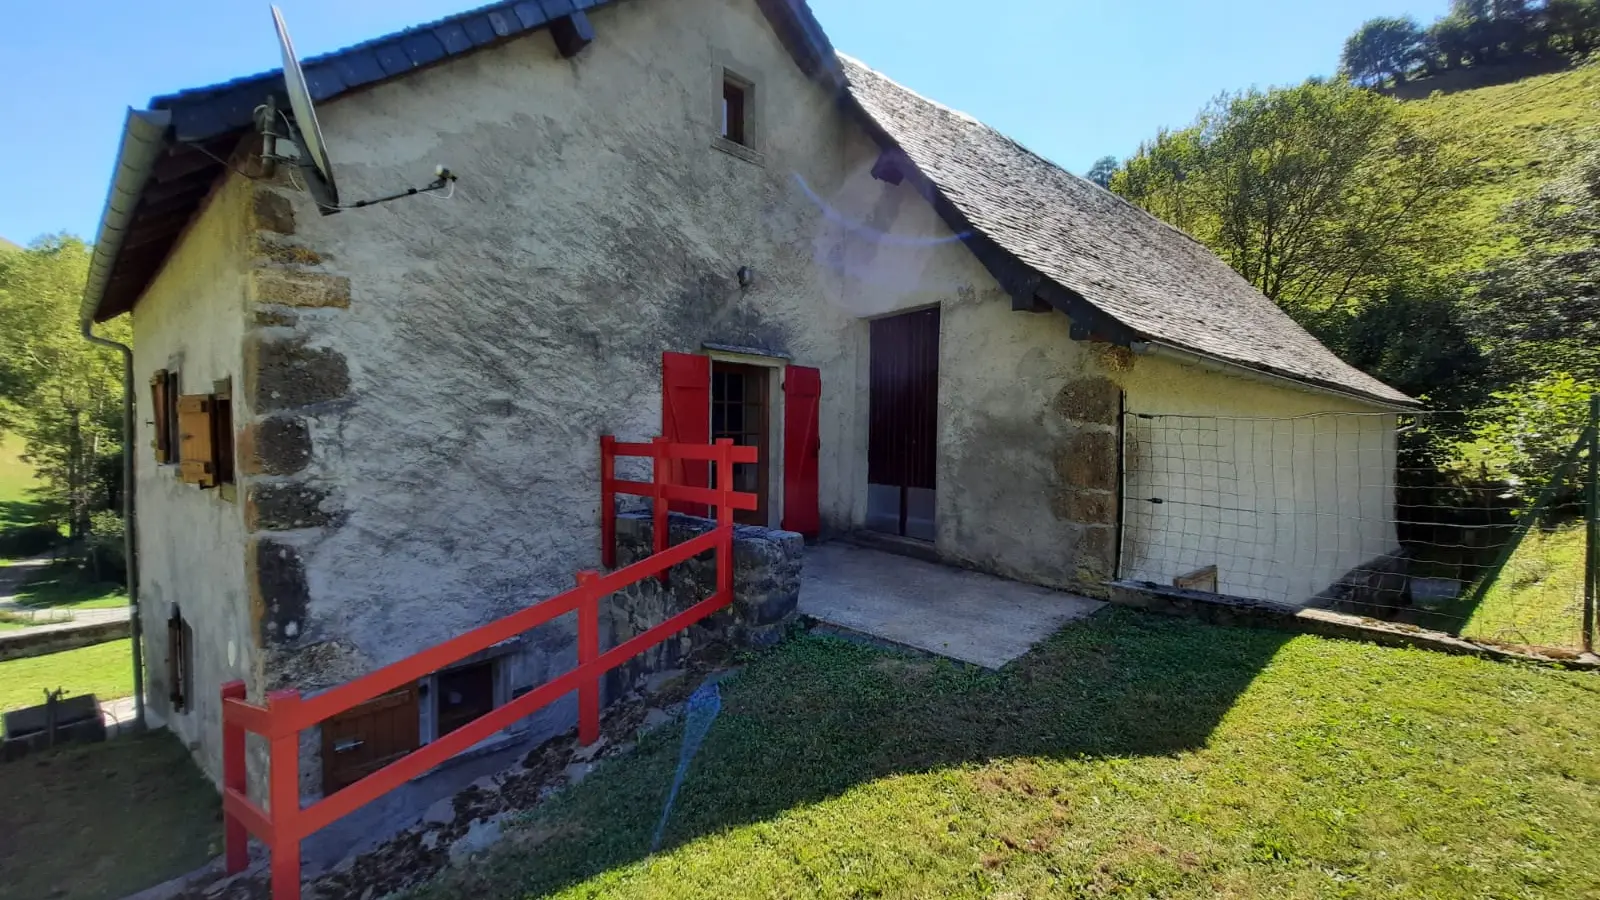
0,731,221,900
1406,62,1600,273
416,610,1600,900
1459,523,1587,651
10,565,128,610
0,432,49,537
0,639,134,714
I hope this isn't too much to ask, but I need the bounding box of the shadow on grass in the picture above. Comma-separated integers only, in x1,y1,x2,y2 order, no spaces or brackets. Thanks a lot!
12,565,126,610
0,730,220,900
428,609,1292,898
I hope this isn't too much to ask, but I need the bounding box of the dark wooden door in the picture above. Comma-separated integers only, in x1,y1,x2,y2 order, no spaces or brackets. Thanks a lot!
320,685,420,795
868,307,940,540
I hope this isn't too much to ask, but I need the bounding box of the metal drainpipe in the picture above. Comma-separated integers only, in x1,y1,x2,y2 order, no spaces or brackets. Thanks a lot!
80,322,144,732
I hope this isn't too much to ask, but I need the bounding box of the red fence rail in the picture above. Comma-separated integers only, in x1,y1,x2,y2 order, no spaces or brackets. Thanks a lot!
221,437,757,900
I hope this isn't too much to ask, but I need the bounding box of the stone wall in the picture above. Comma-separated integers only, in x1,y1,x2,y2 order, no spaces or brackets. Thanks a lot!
0,620,130,662
610,512,802,685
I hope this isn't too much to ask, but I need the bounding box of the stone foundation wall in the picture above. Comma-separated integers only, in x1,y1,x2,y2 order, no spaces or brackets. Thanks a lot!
610,513,803,690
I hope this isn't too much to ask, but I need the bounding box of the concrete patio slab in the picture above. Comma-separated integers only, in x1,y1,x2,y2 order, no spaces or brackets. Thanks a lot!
799,542,1105,668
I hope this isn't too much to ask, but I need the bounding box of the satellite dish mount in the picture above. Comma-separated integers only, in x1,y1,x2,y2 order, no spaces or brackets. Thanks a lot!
260,6,458,215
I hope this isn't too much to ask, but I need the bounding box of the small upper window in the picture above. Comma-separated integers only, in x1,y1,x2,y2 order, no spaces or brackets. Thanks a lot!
721,75,749,146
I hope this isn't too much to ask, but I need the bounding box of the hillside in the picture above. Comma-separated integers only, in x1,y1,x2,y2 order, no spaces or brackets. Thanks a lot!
1403,62,1600,271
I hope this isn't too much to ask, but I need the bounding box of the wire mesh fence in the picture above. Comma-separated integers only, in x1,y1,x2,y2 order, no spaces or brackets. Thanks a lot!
1118,401,1597,654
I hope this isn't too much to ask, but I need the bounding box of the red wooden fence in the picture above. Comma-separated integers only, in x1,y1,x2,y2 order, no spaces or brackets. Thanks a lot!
221,437,757,900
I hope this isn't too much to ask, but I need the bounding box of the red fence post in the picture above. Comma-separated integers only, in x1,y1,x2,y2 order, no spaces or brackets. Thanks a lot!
576,570,600,746
266,689,303,900
715,438,735,600
600,436,617,569
221,680,249,874
652,436,670,570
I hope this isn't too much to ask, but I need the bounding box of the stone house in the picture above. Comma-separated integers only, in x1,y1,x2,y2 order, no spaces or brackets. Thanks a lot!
79,0,1413,859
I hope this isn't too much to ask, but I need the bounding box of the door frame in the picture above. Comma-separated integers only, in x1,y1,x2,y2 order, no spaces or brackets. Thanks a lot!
863,304,942,542
704,348,786,530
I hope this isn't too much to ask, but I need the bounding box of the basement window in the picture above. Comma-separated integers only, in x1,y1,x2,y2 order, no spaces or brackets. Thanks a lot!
167,607,194,714
418,655,513,744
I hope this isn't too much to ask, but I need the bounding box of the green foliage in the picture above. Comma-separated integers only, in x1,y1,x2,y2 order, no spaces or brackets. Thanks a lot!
1342,16,1426,85
1084,155,1118,188
1372,0,1599,75
1463,372,1594,490
1111,81,1471,311
1310,278,1489,411
0,235,127,544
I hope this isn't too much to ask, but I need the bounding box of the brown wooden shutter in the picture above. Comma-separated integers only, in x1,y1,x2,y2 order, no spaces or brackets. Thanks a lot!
321,686,421,795
177,395,217,487
150,370,171,461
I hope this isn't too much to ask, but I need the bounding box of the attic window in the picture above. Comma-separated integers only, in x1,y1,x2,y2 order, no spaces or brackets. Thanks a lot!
721,74,749,147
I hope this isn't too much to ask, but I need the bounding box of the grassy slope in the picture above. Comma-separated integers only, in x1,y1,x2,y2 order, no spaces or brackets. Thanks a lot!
0,432,45,533
1405,63,1600,272
0,731,221,900
0,639,134,714
1461,523,1587,650
417,612,1600,900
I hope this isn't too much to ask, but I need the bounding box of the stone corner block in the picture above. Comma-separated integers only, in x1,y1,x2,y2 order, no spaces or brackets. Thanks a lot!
244,334,351,413
251,267,350,309
249,538,310,648
246,482,335,532
238,416,312,476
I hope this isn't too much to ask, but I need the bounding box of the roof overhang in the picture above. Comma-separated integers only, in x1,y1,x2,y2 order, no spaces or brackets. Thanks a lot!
80,0,839,325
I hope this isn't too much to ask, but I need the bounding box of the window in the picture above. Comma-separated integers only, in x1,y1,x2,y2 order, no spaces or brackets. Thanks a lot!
166,607,193,713
434,661,496,737
150,369,180,463
175,377,235,489
721,75,749,146
711,362,770,526
418,655,511,745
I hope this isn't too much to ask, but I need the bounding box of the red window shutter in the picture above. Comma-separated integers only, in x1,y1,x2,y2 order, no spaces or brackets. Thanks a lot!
782,366,821,538
661,352,711,516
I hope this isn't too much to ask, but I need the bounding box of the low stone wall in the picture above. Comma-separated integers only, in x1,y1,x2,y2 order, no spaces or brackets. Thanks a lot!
1109,579,1600,670
608,512,802,695
0,618,130,662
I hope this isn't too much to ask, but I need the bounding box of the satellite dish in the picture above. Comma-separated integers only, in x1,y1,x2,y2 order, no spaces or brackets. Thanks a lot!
262,6,456,214
272,5,339,209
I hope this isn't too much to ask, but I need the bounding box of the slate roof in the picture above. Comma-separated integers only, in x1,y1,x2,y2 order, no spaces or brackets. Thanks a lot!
839,56,1413,407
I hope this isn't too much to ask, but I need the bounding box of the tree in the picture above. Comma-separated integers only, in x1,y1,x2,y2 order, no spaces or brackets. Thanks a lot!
1429,14,1477,69
1342,16,1427,85
1470,136,1600,381
1546,0,1600,52
1110,81,1471,312
0,236,128,539
1084,156,1118,188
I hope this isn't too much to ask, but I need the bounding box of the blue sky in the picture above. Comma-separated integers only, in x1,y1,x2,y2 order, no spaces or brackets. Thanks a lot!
0,0,1448,246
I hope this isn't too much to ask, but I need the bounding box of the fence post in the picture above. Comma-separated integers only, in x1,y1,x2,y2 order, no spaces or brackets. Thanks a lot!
600,436,617,570
266,689,303,900
576,570,600,746
1586,395,1598,653
715,439,735,600
221,680,249,874
652,436,670,565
